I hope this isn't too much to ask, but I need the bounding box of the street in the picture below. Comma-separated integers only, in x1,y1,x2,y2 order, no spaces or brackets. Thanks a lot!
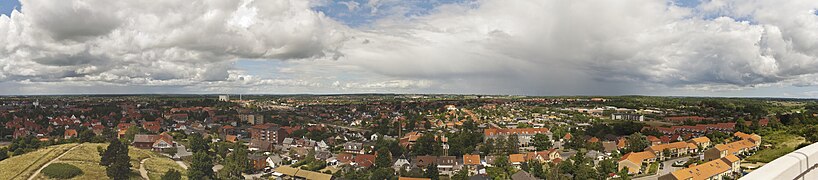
634,156,692,180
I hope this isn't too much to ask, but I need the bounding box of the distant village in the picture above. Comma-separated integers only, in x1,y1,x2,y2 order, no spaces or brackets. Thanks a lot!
1,95,801,180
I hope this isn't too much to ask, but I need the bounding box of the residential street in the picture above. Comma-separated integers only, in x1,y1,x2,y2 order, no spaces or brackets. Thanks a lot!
634,156,692,180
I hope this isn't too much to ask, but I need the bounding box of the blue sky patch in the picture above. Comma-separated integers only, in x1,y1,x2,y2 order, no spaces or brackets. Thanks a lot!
313,0,471,27
0,0,21,16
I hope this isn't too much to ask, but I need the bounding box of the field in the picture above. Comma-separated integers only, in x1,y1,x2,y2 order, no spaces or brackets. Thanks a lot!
746,130,805,163
145,157,188,180
0,143,185,180
0,143,78,180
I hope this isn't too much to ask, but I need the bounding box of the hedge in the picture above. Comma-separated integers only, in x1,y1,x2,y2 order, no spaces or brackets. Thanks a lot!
42,163,83,179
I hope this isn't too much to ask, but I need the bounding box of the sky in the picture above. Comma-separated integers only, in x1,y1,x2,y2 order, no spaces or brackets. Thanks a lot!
1,0,818,97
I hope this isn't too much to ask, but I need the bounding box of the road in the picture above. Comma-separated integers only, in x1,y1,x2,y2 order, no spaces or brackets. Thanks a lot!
634,156,691,180
139,158,151,180
27,144,82,180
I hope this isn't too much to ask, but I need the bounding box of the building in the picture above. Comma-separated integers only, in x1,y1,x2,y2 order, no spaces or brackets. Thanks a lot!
611,113,644,121
525,148,561,163
618,151,657,174
734,132,762,147
645,141,692,160
343,142,365,154
249,123,285,145
218,95,230,101
704,139,758,161
463,154,481,175
659,154,741,180
240,114,264,125
689,136,712,149
484,128,551,150
64,129,78,139
132,132,175,151
413,155,460,175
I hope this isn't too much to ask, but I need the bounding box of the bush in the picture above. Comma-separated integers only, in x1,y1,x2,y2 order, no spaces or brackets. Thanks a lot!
42,163,83,179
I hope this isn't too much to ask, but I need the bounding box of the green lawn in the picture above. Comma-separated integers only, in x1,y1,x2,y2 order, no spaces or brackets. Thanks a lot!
746,130,805,163
145,157,188,180
0,143,78,180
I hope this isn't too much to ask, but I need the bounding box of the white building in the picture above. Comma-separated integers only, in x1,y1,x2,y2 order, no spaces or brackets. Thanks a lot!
219,95,230,101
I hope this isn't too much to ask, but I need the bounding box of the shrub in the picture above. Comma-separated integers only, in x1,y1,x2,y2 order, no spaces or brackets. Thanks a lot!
42,163,83,179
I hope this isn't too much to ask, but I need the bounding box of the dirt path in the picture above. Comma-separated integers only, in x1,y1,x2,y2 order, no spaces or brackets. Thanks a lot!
27,144,82,180
175,161,188,170
139,158,151,180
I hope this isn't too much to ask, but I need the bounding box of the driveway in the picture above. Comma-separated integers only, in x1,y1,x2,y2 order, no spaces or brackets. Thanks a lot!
634,156,691,180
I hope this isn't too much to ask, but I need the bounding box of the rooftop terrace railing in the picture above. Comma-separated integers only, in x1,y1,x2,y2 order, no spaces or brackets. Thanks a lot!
742,142,818,180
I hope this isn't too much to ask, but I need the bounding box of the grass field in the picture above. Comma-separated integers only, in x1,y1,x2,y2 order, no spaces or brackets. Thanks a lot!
746,130,805,163
145,157,188,180
0,143,78,180
1,143,183,180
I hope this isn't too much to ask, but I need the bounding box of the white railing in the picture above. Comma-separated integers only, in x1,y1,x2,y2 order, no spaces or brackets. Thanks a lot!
742,142,818,180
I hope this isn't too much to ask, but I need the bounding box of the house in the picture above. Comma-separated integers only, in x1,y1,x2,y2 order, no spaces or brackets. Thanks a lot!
142,121,161,133
704,139,758,161
509,154,526,167
647,136,661,145
437,156,458,175
524,149,560,163
645,141,690,160
394,157,411,171
343,142,365,154
353,154,376,168
734,132,762,146
463,154,481,175
64,129,78,139
92,125,105,135
618,151,656,174
249,154,269,170
132,132,175,151
602,141,618,153
688,136,711,149
659,154,741,180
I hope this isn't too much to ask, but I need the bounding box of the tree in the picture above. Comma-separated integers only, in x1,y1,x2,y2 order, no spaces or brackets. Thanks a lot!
425,164,440,180
0,148,8,161
735,118,749,133
529,160,544,178
376,147,393,168
506,134,520,154
451,169,468,180
532,133,552,151
189,133,210,154
189,151,215,180
79,129,95,143
626,133,649,153
219,143,249,179
370,167,396,180
103,140,131,180
598,159,617,176
161,169,182,180
412,133,441,156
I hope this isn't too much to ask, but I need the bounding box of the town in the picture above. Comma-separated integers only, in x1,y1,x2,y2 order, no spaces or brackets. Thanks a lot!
1,95,816,180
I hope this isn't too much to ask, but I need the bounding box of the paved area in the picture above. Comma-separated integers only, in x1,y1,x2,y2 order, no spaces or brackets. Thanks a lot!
138,158,151,180
634,156,691,180
176,144,192,157
27,144,81,180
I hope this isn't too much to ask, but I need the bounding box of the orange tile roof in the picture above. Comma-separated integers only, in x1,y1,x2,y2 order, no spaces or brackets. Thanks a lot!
721,154,740,163
509,154,526,163
689,137,711,144
668,157,732,180
620,151,655,164
714,139,756,154
646,141,689,152
463,154,481,165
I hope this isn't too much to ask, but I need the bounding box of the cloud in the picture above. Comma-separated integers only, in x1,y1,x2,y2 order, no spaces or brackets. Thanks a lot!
1,0,818,96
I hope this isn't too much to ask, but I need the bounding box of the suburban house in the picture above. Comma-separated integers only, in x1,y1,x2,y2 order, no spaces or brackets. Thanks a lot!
688,136,712,149
132,132,175,151
524,148,561,163
659,154,741,180
618,151,657,174
463,154,481,175
704,139,758,161
64,129,78,139
645,141,691,160
343,142,365,154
